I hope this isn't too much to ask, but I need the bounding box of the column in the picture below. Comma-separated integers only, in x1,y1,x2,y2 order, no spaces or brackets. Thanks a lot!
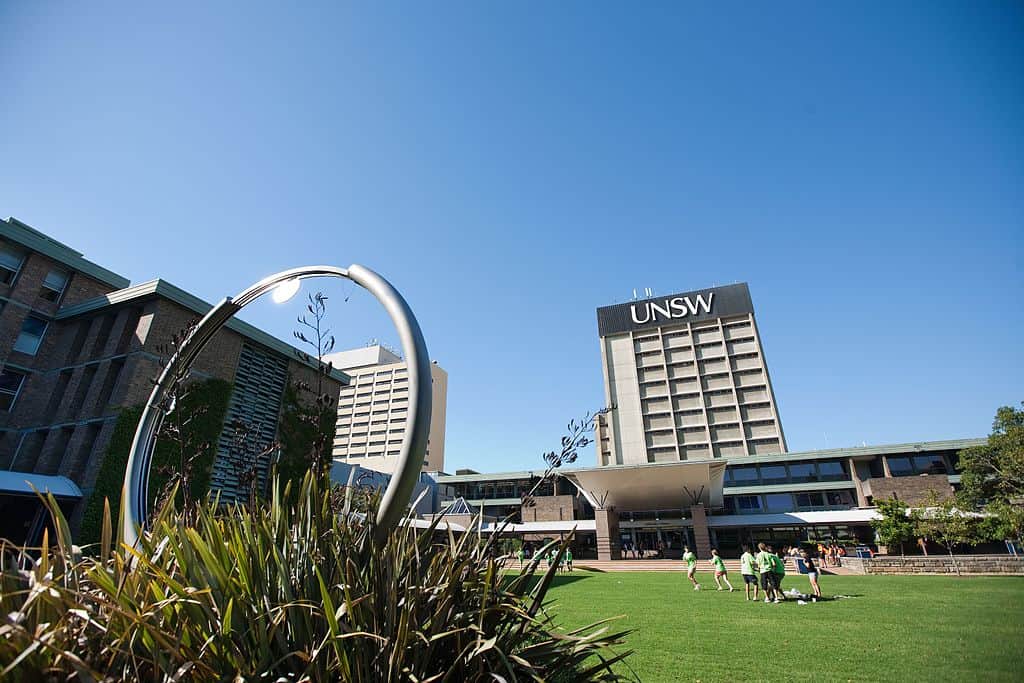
595,507,621,560
690,503,712,558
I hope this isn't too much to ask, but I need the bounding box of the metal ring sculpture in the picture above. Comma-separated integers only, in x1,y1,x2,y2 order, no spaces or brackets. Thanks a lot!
119,265,431,549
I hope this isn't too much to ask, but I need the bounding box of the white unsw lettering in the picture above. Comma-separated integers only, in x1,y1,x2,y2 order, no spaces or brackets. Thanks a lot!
629,292,714,325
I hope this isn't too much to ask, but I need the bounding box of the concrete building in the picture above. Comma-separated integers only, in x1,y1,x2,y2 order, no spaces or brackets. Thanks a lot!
436,282,981,561
0,217,347,543
436,438,979,560
327,345,447,474
595,283,786,465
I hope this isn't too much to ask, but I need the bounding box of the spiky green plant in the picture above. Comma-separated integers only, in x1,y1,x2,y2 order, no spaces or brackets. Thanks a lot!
0,474,631,681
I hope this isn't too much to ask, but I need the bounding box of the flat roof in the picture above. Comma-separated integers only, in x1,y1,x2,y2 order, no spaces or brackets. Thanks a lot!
56,279,349,383
436,438,985,484
2,217,130,289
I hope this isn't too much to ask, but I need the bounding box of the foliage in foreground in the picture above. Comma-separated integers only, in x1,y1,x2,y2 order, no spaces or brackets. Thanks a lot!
0,475,631,681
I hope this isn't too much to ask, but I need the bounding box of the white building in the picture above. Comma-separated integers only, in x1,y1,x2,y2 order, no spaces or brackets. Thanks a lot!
326,345,448,474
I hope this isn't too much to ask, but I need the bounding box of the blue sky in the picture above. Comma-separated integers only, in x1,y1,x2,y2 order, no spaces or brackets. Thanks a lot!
1,2,1021,472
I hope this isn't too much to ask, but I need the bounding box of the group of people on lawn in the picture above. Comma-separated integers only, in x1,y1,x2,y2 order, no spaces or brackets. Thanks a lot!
682,543,823,602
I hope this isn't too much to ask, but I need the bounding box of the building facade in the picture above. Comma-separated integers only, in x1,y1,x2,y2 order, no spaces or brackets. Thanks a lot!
595,283,786,466
436,439,979,560
328,345,448,474
0,217,347,544
436,282,980,561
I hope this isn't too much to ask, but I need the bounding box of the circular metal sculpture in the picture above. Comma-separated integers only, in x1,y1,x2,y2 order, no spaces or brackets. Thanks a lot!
119,265,431,549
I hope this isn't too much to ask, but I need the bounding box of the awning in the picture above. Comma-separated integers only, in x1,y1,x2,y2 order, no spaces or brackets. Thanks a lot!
0,471,83,499
481,520,597,534
562,460,726,511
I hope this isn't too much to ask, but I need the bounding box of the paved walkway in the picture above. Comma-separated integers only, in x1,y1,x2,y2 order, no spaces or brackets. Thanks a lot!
572,559,854,574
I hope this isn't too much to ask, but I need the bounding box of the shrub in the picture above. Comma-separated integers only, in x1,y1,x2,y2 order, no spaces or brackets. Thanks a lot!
1,474,631,681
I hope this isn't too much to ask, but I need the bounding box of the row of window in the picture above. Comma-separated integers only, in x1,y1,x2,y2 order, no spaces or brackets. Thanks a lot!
724,489,856,514
868,454,949,477
724,459,849,486
0,242,71,302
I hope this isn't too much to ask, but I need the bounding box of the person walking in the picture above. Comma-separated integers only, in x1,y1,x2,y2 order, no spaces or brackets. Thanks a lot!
683,545,700,590
801,549,822,598
755,543,778,603
565,547,574,573
710,549,734,592
740,544,759,601
516,546,525,567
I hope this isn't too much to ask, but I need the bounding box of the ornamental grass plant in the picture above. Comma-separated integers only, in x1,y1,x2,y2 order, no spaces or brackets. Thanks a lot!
0,474,631,681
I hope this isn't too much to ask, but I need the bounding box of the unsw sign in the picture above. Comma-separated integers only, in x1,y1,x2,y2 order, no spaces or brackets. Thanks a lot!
596,283,754,336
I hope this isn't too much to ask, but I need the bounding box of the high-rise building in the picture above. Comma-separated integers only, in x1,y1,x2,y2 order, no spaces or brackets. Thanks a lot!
327,345,447,474
595,283,786,466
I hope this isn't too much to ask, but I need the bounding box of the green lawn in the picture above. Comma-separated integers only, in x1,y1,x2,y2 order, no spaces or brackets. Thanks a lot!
543,571,1024,682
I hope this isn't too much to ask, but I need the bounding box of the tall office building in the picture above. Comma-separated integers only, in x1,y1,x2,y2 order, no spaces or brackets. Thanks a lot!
327,345,447,474
595,283,786,466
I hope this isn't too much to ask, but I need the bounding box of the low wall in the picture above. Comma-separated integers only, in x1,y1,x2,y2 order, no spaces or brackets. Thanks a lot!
841,555,1024,575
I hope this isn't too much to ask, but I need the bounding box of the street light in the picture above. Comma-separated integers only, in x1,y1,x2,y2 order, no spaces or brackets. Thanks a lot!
120,264,431,549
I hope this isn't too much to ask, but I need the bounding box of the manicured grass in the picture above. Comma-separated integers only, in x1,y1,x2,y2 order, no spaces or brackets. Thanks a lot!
543,571,1024,682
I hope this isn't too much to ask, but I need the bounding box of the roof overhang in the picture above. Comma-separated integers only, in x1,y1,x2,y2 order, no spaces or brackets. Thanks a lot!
0,471,83,498
562,460,727,511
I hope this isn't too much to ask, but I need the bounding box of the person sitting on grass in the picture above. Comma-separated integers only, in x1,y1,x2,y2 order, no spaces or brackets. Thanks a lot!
771,546,786,600
710,548,734,592
740,544,759,602
683,545,700,590
755,543,778,603
801,548,822,599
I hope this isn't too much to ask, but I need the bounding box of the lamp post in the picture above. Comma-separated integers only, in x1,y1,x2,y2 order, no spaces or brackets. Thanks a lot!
119,264,431,549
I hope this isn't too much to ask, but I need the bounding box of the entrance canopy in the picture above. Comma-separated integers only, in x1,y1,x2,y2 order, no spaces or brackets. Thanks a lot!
0,470,82,499
562,460,726,511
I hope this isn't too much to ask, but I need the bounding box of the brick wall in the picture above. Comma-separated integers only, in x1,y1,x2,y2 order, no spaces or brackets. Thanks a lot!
866,474,953,505
842,555,1024,575
523,495,578,522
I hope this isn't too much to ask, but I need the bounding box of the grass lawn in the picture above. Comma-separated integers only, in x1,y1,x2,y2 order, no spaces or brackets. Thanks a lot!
543,571,1024,682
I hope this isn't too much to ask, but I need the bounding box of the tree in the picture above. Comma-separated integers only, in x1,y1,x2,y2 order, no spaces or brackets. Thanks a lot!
914,493,986,576
958,403,1024,507
871,496,919,556
987,500,1024,553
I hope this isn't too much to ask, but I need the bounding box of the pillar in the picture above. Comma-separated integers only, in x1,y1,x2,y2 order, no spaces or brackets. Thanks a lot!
595,507,621,560
690,503,712,559
849,457,869,507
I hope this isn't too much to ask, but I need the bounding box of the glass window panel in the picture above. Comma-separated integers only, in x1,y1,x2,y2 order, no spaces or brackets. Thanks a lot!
817,460,846,478
13,316,47,355
763,493,792,512
727,465,758,482
789,463,817,482
868,457,885,478
912,455,947,474
42,269,69,292
759,465,787,482
887,456,914,476
0,245,26,280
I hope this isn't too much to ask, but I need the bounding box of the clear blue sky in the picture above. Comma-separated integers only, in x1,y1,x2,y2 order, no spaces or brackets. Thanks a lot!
1,2,1021,473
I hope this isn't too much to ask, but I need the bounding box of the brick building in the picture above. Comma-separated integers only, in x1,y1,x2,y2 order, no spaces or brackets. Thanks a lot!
0,217,347,544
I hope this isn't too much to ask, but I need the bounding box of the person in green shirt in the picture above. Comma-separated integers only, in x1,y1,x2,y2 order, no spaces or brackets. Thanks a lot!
709,548,734,592
565,548,573,573
755,542,779,603
739,544,759,601
771,547,787,600
516,547,525,567
682,546,700,590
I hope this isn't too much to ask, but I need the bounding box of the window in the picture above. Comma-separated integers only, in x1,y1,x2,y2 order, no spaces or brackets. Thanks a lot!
0,244,26,285
763,493,793,512
818,460,847,480
825,490,855,507
868,457,885,478
13,315,48,355
759,465,788,483
789,463,817,483
912,455,947,475
795,492,824,509
726,465,758,484
0,368,27,411
40,269,69,302
735,495,762,513
887,456,914,476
